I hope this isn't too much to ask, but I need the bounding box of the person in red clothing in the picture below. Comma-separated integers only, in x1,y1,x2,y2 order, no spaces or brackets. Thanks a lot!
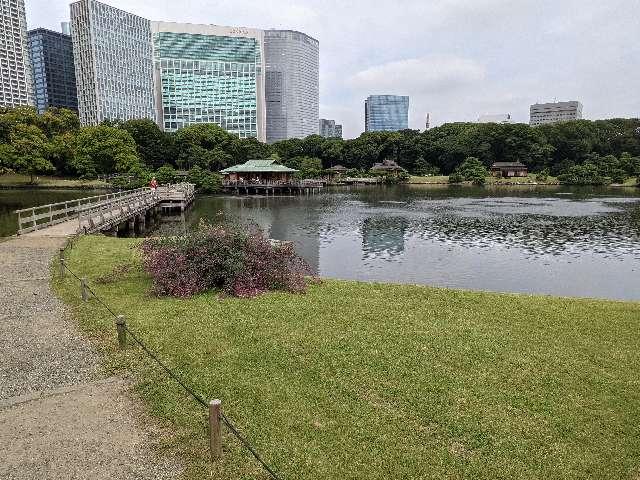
149,177,158,196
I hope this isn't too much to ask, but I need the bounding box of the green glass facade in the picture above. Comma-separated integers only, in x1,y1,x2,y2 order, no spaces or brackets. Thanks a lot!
153,30,262,138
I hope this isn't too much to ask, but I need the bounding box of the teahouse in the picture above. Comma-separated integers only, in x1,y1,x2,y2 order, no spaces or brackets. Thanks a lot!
326,164,348,179
490,162,528,178
370,159,406,175
220,159,298,185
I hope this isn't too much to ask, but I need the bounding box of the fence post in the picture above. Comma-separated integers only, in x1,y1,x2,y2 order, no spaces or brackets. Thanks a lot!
209,399,222,461
116,315,126,348
59,248,65,278
81,277,88,302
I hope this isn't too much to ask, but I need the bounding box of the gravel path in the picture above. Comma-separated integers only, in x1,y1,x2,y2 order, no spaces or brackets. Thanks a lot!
0,236,182,479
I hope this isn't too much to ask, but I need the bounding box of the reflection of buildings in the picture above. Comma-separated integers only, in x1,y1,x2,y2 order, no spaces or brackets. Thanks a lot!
361,217,408,260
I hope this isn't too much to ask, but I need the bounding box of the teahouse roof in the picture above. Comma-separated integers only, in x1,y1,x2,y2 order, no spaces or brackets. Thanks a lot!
328,164,348,172
491,162,527,168
371,159,405,171
220,159,298,174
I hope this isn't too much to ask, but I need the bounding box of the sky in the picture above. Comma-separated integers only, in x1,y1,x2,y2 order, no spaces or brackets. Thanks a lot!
26,0,640,138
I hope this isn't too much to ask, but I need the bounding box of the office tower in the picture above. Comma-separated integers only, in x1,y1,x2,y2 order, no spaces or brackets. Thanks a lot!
152,22,266,141
364,95,409,132
478,113,513,124
319,118,342,138
70,0,155,125
28,24,78,113
264,29,319,143
0,0,33,107
529,101,582,126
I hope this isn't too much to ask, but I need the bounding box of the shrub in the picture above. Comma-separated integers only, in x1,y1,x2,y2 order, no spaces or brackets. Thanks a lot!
558,163,610,185
187,166,222,193
448,172,464,183
155,164,177,184
139,221,312,298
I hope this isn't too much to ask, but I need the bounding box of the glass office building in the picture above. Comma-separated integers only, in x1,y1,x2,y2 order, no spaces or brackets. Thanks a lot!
319,118,342,138
28,26,78,113
364,95,409,132
0,0,33,107
152,22,266,141
264,30,319,143
70,0,155,125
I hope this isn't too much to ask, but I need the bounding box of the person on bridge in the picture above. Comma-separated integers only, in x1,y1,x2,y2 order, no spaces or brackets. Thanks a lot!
149,177,158,195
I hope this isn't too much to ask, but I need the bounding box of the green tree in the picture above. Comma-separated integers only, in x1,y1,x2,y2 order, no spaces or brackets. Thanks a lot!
119,119,174,169
175,124,238,171
450,156,488,185
155,164,177,184
73,125,142,177
10,124,54,183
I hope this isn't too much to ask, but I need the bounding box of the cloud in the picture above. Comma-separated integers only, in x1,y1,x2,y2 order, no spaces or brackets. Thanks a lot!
347,56,486,95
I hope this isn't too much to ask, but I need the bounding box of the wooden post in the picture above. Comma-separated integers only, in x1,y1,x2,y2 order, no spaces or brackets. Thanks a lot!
81,277,88,302
59,248,65,278
116,315,126,348
209,399,222,461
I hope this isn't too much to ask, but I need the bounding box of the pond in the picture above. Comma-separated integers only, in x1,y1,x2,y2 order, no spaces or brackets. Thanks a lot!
178,185,640,301
1,185,639,301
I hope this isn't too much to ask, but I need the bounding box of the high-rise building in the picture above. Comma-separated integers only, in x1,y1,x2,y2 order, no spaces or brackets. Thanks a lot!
0,0,33,107
364,95,409,132
319,118,342,138
70,0,155,125
529,101,582,126
264,29,319,143
478,113,513,124
28,24,78,113
152,22,266,140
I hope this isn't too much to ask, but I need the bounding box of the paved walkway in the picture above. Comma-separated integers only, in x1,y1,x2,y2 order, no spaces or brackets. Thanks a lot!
0,236,182,479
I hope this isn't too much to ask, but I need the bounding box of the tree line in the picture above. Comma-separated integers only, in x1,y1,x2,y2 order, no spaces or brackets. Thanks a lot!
1,106,639,188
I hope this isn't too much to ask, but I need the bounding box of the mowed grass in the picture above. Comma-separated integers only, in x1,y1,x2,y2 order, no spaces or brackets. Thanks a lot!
54,236,640,480
0,173,108,188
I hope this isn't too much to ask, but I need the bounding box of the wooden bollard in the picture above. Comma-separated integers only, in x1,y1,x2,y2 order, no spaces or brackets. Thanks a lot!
209,399,222,461
81,277,88,302
116,315,126,348
59,248,65,278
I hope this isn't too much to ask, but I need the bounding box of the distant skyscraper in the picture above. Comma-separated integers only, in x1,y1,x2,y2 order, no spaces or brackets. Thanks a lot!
70,0,155,125
264,30,319,143
364,95,409,132
478,113,513,124
0,0,33,107
152,22,266,140
530,101,582,126
28,24,78,113
319,118,342,138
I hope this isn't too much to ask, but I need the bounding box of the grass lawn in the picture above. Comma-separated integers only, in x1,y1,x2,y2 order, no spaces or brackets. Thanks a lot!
486,174,559,185
0,173,108,188
54,236,640,480
408,175,450,184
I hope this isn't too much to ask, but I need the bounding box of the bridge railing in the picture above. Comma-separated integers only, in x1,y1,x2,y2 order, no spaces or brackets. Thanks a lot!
77,188,156,233
14,188,151,235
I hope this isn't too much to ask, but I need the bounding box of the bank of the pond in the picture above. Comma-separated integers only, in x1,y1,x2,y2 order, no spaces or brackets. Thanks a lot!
53,235,640,480
0,174,110,189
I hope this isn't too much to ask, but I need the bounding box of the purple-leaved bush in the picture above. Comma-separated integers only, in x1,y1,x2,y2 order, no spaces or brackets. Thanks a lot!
140,221,313,298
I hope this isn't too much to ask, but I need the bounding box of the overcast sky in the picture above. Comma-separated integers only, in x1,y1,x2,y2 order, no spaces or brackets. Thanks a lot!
26,0,640,138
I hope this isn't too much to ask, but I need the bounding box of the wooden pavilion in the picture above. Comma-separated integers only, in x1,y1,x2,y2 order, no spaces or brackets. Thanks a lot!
220,159,322,195
490,162,528,177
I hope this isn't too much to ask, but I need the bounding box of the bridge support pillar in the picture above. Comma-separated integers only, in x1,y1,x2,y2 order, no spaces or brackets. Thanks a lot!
128,218,135,237
137,215,146,235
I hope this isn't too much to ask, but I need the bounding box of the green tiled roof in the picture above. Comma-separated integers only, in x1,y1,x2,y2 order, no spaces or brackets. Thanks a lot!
220,159,298,173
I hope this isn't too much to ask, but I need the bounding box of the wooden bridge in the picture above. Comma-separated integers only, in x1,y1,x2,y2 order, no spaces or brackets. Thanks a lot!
15,183,195,237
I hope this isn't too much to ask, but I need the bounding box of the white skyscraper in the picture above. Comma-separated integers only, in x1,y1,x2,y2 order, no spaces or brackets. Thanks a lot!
264,30,319,143
529,101,582,126
70,0,155,125
0,0,33,107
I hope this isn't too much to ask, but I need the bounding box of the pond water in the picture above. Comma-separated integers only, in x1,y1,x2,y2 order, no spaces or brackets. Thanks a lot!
178,185,640,301
1,185,639,301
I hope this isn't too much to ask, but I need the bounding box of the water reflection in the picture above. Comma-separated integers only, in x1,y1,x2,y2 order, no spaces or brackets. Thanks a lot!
176,185,640,300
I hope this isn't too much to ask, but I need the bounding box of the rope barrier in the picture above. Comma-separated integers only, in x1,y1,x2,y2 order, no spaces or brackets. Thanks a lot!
60,258,284,480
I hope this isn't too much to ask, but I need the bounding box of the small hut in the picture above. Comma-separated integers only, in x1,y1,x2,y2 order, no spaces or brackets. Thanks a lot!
490,162,528,178
220,159,298,185
371,159,406,175
326,164,348,179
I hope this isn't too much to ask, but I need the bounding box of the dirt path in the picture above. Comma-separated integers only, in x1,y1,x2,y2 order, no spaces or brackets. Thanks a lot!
0,236,182,479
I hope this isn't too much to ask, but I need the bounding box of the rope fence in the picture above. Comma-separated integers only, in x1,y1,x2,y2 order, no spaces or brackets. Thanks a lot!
58,247,283,480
